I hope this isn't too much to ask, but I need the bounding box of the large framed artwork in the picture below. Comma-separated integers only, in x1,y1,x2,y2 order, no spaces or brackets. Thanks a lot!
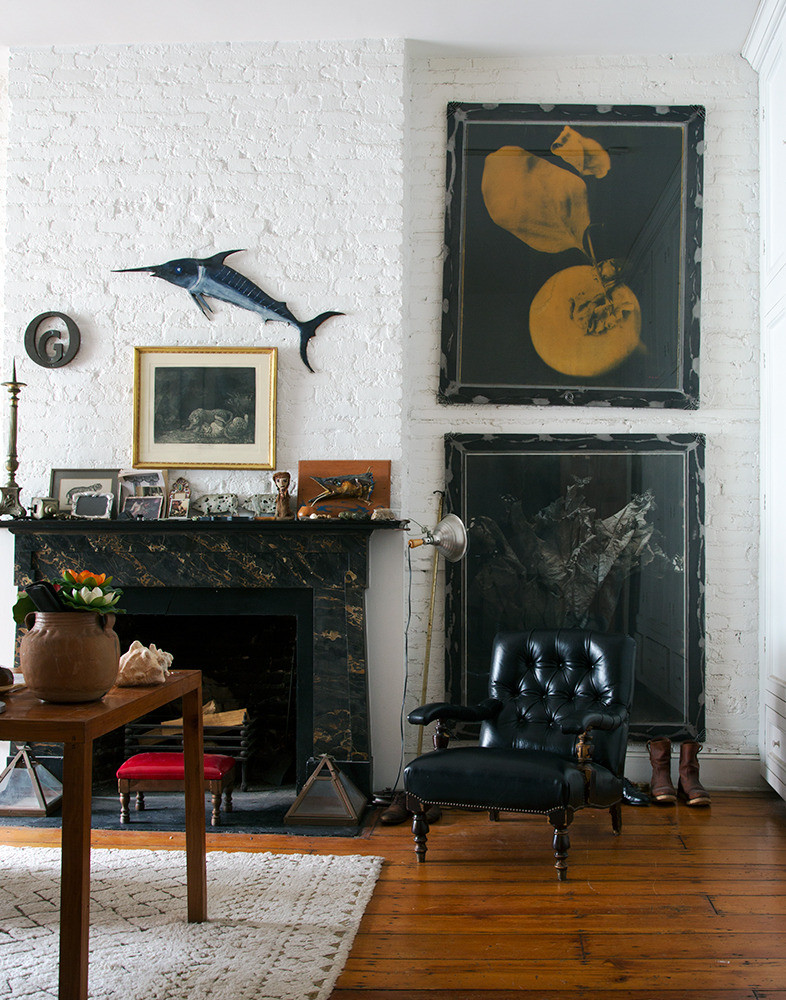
439,103,704,408
444,433,705,742
133,347,277,470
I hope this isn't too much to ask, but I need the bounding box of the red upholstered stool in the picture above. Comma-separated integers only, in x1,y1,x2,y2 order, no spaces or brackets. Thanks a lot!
117,752,236,827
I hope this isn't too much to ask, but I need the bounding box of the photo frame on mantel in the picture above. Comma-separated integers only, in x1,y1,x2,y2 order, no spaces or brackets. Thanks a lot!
439,103,704,408
49,468,120,514
133,347,277,470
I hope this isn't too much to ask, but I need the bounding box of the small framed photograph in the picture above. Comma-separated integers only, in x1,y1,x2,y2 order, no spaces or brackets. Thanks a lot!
72,492,114,519
120,495,163,520
117,468,168,506
167,493,190,519
133,346,277,470
49,468,120,514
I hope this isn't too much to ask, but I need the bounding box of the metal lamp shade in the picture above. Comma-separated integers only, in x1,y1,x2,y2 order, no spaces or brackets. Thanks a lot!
420,513,468,562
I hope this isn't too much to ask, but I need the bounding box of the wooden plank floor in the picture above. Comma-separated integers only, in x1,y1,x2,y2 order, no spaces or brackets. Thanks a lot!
2,790,785,999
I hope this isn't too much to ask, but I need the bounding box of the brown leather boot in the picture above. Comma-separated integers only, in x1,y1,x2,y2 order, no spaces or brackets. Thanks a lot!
380,791,409,825
678,741,711,806
647,738,677,803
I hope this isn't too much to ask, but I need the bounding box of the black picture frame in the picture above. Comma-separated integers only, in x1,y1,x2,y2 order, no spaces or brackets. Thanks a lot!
439,103,704,408
445,433,705,742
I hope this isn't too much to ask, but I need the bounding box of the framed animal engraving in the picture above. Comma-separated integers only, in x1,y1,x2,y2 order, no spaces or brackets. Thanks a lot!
133,347,277,469
49,468,120,514
439,103,704,408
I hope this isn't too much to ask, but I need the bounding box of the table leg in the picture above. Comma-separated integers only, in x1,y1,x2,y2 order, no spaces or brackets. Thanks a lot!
59,739,93,1000
181,682,207,921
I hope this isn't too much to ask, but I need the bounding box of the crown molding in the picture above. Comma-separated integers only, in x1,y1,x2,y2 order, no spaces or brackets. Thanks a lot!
743,0,786,70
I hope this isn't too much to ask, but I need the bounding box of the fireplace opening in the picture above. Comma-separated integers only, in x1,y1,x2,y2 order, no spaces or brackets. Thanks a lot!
113,613,297,789
109,585,314,791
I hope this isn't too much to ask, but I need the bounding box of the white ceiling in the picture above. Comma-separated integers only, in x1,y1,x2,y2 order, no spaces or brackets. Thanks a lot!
0,0,764,57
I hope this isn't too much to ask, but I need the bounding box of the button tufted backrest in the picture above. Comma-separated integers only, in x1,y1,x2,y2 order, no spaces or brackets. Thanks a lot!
480,629,636,775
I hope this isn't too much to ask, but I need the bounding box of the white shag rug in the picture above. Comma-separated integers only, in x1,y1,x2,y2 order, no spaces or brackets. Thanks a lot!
0,846,382,999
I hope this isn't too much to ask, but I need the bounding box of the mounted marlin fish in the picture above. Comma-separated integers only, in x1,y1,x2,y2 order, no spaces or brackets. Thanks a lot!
114,249,342,372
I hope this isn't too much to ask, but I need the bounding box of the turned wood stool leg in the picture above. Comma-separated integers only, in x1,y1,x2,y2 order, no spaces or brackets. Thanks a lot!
224,782,234,814
119,790,130,824
135,791,145,811
610,801,623,836
209,781,222,826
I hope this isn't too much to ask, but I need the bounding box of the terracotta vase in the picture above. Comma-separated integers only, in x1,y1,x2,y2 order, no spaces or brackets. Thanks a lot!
20,611,120,703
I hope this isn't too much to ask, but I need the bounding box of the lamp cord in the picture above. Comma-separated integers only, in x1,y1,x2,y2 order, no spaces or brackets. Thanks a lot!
416,493,443,755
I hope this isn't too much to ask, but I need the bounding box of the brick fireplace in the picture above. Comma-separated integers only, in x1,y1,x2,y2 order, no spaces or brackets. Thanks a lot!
9,519,404,795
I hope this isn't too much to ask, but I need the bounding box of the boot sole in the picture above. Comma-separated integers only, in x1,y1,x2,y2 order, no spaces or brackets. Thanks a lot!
679,793,711,806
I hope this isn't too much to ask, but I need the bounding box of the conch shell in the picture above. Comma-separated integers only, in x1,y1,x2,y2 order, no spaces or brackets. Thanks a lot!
481,145,591,254
116,639,173,686
550,126,611,178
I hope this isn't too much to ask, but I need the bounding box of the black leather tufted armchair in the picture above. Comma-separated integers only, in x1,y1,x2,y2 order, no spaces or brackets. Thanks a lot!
403,628,636,880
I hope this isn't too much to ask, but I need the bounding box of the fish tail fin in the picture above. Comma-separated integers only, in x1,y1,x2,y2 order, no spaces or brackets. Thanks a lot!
298,311,343,373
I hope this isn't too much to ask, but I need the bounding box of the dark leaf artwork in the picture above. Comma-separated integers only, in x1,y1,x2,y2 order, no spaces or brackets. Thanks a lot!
445,433,705,742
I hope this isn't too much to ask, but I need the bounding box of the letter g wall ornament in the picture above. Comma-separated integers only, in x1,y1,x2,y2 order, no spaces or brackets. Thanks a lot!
24,312,81,368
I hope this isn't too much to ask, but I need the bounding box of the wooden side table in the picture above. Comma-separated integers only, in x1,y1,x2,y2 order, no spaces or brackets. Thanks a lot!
0,670,206,1000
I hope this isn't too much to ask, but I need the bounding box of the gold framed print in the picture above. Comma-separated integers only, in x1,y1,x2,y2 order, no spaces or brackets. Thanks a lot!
133,347,277,470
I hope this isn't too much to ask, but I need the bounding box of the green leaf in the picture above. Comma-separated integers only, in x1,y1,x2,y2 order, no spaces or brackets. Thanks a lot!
12,594,36,625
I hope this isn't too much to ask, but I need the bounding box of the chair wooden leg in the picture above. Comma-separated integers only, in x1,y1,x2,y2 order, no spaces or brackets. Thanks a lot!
489,809,499,821
610,801,623,836
411,800,430,863
549,808,574,881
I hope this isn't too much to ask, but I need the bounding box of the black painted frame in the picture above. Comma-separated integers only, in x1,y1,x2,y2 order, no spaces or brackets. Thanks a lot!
445,433,706,742
439,103,704,408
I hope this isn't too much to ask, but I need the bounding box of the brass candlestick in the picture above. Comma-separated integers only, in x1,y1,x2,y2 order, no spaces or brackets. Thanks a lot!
0,360,26,518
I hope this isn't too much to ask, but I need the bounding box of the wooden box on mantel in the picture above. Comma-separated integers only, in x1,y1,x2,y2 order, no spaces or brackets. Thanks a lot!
296,460,391,516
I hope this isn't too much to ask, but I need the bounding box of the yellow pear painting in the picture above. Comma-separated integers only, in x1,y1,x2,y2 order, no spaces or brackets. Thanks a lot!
439,103,704,408
481,135,643,378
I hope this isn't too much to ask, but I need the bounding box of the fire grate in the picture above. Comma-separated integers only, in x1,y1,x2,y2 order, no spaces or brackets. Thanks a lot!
123,710,258,790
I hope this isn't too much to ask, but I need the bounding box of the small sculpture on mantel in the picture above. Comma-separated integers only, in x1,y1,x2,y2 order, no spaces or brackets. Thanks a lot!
273,471,295,520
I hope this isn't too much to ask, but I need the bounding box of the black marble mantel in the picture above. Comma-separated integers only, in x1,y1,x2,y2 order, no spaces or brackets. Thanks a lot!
7,519,406,794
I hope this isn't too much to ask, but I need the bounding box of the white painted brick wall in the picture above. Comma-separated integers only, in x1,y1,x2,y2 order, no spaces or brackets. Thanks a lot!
0,39,409,786
4,39,407,502
0,40,763,786
403,52,761,764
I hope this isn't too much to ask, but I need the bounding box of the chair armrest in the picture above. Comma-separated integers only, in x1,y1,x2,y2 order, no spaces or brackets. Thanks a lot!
407,698,502,727
559,706,629,735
